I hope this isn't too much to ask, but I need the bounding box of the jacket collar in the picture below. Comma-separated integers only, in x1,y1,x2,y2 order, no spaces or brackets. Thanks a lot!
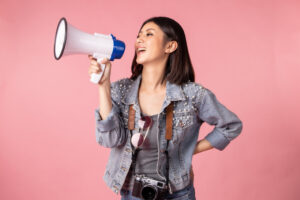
124,74,186,105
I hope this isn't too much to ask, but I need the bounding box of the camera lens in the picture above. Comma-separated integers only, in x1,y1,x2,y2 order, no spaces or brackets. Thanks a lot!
141,185,157,200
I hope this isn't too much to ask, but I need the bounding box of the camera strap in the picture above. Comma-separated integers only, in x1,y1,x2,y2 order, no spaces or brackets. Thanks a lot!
128,102,174,191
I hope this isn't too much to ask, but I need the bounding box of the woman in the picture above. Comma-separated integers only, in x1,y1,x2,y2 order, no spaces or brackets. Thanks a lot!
88,16,243,200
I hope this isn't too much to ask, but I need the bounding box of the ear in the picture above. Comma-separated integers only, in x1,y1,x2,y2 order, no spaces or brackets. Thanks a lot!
164,41,178,54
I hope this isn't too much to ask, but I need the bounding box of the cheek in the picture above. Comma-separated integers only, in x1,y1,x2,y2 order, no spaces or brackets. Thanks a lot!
150,41,165,55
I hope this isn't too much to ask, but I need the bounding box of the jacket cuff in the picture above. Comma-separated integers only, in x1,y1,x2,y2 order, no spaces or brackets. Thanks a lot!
204,128,230,151
94,105,119,132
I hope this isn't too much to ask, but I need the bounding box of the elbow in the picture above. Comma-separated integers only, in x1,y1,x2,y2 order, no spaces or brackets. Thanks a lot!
226,118,243,141
96,126,127,148
205,119,243,151
238,120,243,135
234,119,243,138
95,108,127,148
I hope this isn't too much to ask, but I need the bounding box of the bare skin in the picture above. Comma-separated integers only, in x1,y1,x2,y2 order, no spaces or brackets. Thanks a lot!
88,21,214,184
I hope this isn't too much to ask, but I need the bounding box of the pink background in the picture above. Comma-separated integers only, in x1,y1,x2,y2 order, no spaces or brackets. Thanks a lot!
1,0,299,199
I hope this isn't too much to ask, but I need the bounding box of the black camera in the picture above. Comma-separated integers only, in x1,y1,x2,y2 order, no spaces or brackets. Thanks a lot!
132,174,168,200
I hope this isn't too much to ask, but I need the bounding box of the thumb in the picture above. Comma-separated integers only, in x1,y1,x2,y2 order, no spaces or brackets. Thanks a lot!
100,57,110,64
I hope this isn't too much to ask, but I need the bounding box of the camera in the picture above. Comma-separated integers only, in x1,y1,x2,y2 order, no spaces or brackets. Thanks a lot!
132,174,168,200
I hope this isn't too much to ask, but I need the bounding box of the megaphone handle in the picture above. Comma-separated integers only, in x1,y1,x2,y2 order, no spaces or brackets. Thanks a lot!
90,57,106,84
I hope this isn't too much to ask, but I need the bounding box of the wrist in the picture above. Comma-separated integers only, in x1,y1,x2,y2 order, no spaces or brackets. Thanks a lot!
98,80,110,89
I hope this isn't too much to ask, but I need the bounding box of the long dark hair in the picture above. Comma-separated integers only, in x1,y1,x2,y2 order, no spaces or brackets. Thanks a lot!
130,16,195,85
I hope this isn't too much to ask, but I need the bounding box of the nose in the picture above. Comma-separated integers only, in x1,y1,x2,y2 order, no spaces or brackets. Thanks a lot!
136,35,144,44
136,38,142,45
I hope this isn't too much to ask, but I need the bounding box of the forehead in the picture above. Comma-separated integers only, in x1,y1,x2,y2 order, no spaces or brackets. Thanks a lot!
139,22,162,33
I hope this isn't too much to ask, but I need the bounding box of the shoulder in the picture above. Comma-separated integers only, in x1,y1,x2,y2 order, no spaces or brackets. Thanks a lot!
181,81,205,91
110,77,134,101
111,77,133,90
181,81,208,103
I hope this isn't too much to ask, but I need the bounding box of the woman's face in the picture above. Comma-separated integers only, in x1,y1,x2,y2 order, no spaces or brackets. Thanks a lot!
135,22,168,65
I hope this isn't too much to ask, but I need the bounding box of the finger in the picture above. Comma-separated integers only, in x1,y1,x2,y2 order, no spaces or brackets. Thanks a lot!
89,69,100,75
90,66,100,73
100,57,109,64
88,55,97,61
91,65,102,72
91,60,100,66
91,65,100,69
88,54,95,59
89,68,100,74
88,68,96,75
88,68,94,75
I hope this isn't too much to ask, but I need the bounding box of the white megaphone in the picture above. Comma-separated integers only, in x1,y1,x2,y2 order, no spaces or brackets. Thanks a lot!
54,17,126,84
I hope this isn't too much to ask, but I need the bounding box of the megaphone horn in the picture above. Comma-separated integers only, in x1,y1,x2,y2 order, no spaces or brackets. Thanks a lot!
54,17,126,84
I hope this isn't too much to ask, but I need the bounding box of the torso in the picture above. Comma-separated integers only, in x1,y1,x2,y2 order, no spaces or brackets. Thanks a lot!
122,113,165,191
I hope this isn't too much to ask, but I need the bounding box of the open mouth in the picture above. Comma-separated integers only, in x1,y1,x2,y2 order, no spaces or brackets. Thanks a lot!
137,48,146,55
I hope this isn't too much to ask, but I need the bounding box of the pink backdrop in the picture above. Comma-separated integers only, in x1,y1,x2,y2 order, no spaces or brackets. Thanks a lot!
1,0,299,199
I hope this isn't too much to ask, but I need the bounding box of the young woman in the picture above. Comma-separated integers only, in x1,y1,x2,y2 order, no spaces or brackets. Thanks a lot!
88,16,243,200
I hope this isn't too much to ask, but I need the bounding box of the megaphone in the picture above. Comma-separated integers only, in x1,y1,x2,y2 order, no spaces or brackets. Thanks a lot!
54,17,126,84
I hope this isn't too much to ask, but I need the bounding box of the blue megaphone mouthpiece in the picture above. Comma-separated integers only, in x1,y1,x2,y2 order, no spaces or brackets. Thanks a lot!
110,34,126,61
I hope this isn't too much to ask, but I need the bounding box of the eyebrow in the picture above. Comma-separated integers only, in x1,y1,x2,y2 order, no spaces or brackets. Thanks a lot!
139,28,156,34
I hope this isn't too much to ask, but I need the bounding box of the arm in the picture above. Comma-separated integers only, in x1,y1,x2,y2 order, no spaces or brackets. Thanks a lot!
190,87,243,180
94,80,128,148
98,81,112,120
196,87,243,151
193,139,214,155
90,56,127,148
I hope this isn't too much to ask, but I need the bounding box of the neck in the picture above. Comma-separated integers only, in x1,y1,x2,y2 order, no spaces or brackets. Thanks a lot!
140,61,167,92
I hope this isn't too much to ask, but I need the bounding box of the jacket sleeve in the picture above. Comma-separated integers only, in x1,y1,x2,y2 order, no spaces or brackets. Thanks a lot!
197,87,243,151
94,81,127,148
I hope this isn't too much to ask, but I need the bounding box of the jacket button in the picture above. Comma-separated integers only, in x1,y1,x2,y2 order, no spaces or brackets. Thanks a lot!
113,185,119,192
121,167,127,171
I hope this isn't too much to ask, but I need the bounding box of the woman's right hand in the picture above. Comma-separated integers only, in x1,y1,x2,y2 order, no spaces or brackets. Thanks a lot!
88,55,112,85
88,55,113,120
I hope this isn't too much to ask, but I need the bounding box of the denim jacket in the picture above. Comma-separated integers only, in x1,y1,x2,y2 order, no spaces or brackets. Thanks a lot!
94,74,243,194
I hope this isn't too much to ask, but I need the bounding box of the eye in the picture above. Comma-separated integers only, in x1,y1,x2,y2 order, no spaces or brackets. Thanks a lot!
136,33,153,38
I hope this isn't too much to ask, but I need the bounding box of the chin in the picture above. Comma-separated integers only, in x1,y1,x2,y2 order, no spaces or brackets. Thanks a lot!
136,58,146,65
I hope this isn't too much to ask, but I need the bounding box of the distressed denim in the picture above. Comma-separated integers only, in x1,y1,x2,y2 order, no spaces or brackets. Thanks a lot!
94,74,243,195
